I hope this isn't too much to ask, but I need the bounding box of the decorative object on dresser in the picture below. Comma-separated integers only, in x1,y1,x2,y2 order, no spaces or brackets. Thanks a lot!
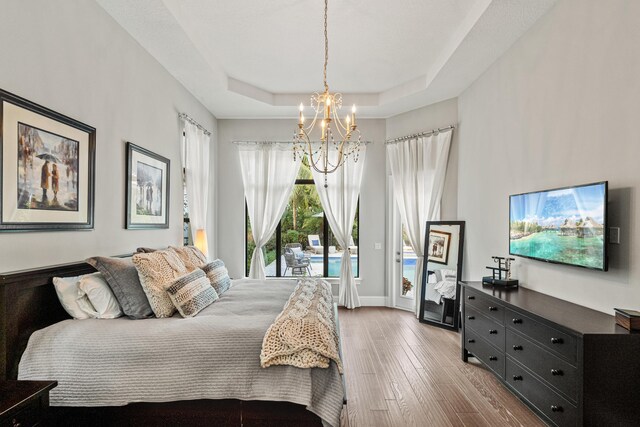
613,308,640,331
125,142,170,229
0,89,96,231
0,380,57,427
461,281,640,426
419,221,465,330
482,256,519,288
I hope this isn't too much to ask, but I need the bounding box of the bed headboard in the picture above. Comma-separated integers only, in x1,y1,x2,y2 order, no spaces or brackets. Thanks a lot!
0,260,97,379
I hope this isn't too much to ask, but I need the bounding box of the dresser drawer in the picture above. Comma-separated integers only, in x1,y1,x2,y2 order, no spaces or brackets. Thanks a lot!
465,306,505,351
465,329,505,378
506,329,578,401
465,289,504,324
506,358,578,427
505,308,577,363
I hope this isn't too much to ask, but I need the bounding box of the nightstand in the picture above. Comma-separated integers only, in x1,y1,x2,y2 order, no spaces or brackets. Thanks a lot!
0,381,57,427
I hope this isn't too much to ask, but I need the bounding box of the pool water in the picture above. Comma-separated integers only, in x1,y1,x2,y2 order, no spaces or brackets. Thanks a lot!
308,256,358,277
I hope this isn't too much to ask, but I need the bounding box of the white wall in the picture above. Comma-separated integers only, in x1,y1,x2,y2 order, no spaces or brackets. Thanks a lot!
216,119,387,301
385,98,459,220
0,0,216,271
457,0,640,314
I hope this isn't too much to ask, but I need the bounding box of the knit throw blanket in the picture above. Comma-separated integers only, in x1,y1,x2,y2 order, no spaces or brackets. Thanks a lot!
260,278,343,373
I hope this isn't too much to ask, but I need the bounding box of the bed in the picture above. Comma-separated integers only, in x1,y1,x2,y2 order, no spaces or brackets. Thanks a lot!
0,258,345,426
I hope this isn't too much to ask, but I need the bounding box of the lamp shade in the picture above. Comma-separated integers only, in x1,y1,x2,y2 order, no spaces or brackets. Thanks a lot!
194,228,209,258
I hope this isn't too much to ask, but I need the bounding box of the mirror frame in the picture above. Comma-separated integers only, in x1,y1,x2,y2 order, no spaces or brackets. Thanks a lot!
418,220,465,331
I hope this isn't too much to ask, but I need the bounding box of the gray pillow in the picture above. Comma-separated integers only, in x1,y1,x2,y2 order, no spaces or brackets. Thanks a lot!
85,256,153,319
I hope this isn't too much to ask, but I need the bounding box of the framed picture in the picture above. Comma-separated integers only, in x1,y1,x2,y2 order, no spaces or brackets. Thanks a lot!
126,142,170,229
427,229,451,265
0,89,95,231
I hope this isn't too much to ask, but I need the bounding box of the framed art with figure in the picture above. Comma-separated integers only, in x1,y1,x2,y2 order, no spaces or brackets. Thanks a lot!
126,142,170,229
427,229,451,265
0,89,96,231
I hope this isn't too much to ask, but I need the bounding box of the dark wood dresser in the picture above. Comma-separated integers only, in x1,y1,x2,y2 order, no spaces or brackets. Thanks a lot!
0,381,57,427
461,281,640,426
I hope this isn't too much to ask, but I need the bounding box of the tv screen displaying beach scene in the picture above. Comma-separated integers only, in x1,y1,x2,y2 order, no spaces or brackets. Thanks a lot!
509,182,607,271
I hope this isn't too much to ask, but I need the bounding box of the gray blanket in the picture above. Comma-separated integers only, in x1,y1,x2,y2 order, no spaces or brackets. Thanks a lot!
19,278,344,427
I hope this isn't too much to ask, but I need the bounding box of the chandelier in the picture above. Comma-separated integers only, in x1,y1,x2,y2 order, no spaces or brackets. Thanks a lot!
293,0,362,187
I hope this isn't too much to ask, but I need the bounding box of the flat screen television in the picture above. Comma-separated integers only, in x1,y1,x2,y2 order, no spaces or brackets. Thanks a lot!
509,181,608,271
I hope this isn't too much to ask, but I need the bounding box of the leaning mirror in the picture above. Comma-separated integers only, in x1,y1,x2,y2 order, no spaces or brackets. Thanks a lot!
419,221,465,330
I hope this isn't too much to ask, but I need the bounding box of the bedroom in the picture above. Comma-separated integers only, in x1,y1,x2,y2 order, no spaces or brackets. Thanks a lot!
1,0,639,426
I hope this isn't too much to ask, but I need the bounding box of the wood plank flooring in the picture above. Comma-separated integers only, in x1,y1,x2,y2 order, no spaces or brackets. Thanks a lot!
338,307,546,427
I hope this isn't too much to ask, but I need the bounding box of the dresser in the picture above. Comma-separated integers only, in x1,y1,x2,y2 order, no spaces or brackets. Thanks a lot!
0,381,57,427
461,282,640,426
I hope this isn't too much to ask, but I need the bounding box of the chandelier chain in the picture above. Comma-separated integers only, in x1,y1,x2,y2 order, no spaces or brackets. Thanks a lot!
323,0,329,92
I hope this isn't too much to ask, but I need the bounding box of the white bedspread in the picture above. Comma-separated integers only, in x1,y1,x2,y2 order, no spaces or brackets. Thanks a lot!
19,278,344,427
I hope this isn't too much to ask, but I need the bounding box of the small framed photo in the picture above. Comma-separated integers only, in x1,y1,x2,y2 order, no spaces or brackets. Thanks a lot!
126,142,170,229
428,230,451,265
0,89,96,231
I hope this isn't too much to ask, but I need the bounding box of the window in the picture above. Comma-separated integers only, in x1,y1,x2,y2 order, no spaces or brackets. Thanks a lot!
246,160,359,278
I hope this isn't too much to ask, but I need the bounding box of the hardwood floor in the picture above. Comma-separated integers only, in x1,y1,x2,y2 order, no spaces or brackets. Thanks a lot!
338,307,546,427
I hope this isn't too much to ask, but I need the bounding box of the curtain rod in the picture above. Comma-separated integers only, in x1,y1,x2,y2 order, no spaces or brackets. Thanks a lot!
233,140,371,145
179,113,212,136
385,125,455,144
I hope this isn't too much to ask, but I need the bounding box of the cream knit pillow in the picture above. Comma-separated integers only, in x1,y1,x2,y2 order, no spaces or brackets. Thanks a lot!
169,246,207,271
132,249,188,317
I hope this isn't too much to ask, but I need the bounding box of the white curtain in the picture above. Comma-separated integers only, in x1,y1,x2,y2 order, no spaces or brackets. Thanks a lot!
311,147,366,309
181,118,211,256
239,144,301,279
387,130,452,316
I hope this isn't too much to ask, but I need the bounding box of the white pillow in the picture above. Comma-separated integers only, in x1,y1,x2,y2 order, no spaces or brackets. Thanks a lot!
53,275,96,320
77,273,123,319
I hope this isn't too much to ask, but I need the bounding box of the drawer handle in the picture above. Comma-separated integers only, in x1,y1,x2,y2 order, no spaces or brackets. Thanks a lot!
12,419,21,427
467,339,475,343
551,405,563,413
488,306,498,311
512,318,523,324
467,296,476,300
489,329,498,334
550,337,564,344
512,345,523,351
551,369,564,376
489,356,498,361
513,375,523,381
467,316,475,320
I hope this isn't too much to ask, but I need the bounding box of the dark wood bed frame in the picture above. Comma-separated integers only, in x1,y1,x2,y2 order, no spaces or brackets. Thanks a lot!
0,259,334,426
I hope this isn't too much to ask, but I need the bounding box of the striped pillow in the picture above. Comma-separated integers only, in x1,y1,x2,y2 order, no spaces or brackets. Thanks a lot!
165,269,219,318
201,259,231,296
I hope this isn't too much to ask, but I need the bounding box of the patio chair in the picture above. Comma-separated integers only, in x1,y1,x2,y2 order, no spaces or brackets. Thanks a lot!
283,247,312,276
284,243,307,260
307,235,323,254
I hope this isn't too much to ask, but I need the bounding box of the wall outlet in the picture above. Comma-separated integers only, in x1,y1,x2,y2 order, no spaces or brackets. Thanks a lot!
609,227,620,244
374,242,382,250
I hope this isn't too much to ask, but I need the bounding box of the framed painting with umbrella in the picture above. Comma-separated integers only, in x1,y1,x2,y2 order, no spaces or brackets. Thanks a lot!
0,89,95,231
125,142,170,229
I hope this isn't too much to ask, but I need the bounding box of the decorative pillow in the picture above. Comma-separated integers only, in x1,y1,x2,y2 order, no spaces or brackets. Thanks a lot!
85,256,154,319
165,269,219,318
170,246,208,271
77,273,123,319
201,259,231,296
132,249,189,318
290,247,305,260
136,247,159,253
53,275,96,320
